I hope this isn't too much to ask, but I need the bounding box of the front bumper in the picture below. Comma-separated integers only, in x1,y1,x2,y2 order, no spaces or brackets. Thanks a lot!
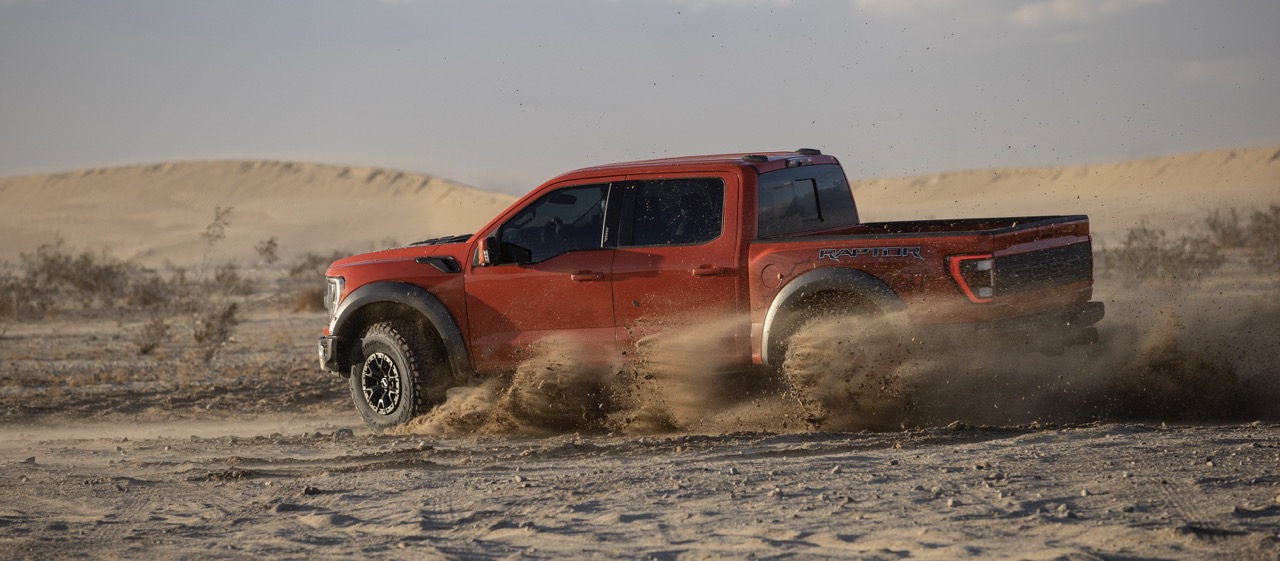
318,336,341,373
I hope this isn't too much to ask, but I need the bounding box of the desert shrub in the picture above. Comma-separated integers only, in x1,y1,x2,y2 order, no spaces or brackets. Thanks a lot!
127,269,179,310
1246,204,1280,274
0,265,18,319
289,250,347,281
19,241,144,312
1096,224,1225,288
192,302,240,363
1204,208,1246,248
293,285,327,312
136,314,171,355
0,241,152,318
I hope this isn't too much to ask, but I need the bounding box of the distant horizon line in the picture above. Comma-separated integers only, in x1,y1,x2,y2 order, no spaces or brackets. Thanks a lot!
4,143,1277,192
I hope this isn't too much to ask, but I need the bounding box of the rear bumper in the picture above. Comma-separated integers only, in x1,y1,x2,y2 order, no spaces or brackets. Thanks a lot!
921,301,1105,352
985,300,1104,333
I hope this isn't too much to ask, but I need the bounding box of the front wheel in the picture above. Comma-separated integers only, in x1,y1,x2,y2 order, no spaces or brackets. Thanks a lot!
349,322,449,430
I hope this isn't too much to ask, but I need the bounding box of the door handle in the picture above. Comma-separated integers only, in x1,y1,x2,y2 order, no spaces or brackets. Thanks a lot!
571,272,605,282
690,266,727,277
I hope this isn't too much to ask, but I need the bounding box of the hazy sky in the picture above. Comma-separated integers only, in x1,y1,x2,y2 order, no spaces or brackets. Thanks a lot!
2,0,1277,194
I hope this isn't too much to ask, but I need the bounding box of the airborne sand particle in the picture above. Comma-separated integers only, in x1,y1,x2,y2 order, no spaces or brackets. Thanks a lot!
396,287,1280,437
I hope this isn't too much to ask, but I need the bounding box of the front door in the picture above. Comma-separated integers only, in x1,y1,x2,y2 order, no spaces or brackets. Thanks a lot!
464,182,617,371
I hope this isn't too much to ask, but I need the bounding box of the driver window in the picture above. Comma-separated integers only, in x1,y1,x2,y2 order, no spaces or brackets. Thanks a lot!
496,184,607,263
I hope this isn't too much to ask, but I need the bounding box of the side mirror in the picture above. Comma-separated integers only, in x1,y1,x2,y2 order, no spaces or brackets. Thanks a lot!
477,236,497,267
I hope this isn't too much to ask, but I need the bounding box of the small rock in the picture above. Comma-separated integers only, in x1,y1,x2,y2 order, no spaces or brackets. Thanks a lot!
946,498,959,508
22,456,35,464
830,466,842,475
302,486,320,496
1081,488,1090,497
334,428,354,439
726,467,738,475
514,475,526,483
888,459,899,466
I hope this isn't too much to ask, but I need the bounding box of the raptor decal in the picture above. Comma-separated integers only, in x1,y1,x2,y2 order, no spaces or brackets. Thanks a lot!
818,246,924,261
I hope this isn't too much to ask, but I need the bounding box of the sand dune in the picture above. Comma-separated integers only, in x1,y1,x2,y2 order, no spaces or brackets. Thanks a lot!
2,147,1277,268
851,146,1280,242
0,160,515,267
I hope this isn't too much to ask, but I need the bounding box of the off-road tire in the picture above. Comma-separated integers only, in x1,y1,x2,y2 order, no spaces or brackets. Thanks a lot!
780,310,914,431
349,321,448,431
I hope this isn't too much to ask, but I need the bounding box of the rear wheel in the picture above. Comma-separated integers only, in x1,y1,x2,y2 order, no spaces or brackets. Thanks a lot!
349,321,450,431
779,302,914,431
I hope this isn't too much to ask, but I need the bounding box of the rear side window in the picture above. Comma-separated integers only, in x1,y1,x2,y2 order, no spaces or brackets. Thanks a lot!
757,164,859,238
623,178,724,247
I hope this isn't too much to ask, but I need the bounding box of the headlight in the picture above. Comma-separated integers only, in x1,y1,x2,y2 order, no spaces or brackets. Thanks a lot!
324,276,345,319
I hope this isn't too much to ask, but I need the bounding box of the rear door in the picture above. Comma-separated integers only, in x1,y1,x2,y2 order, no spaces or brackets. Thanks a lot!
610,174,748,360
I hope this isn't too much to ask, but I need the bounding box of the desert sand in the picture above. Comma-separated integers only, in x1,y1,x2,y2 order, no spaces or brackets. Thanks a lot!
2,147,1279,559
0,160,515,267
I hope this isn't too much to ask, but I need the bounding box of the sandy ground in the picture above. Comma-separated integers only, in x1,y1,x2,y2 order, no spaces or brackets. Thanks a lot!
2,148,1280,559
3,424,1278,560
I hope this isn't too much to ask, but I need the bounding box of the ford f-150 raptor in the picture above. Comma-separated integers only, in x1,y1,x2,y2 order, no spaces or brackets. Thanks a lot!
319,150,1104,429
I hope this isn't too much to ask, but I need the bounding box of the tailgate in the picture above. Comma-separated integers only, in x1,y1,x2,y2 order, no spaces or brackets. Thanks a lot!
954,215,1093,302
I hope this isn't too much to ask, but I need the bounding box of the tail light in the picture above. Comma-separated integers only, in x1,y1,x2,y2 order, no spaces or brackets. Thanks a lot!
949,254,995,303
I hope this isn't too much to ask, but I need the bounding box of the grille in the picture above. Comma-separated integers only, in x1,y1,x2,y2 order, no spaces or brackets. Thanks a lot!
996,242,1092,296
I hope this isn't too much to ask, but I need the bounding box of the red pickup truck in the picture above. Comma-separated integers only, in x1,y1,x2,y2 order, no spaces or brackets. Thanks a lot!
319,150,1104,429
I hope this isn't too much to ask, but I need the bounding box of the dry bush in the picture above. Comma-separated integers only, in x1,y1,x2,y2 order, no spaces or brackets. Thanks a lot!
137,314,171,355
1204,208,1246,248
1095,223,1225,288
0,266,17,320
14,241,146,317
289,250,347,281
192,302,240,363
1246,204,1280,275
293,285,327,312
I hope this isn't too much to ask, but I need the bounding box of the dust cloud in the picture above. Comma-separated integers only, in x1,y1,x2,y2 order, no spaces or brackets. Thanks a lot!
396,290,1280,437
